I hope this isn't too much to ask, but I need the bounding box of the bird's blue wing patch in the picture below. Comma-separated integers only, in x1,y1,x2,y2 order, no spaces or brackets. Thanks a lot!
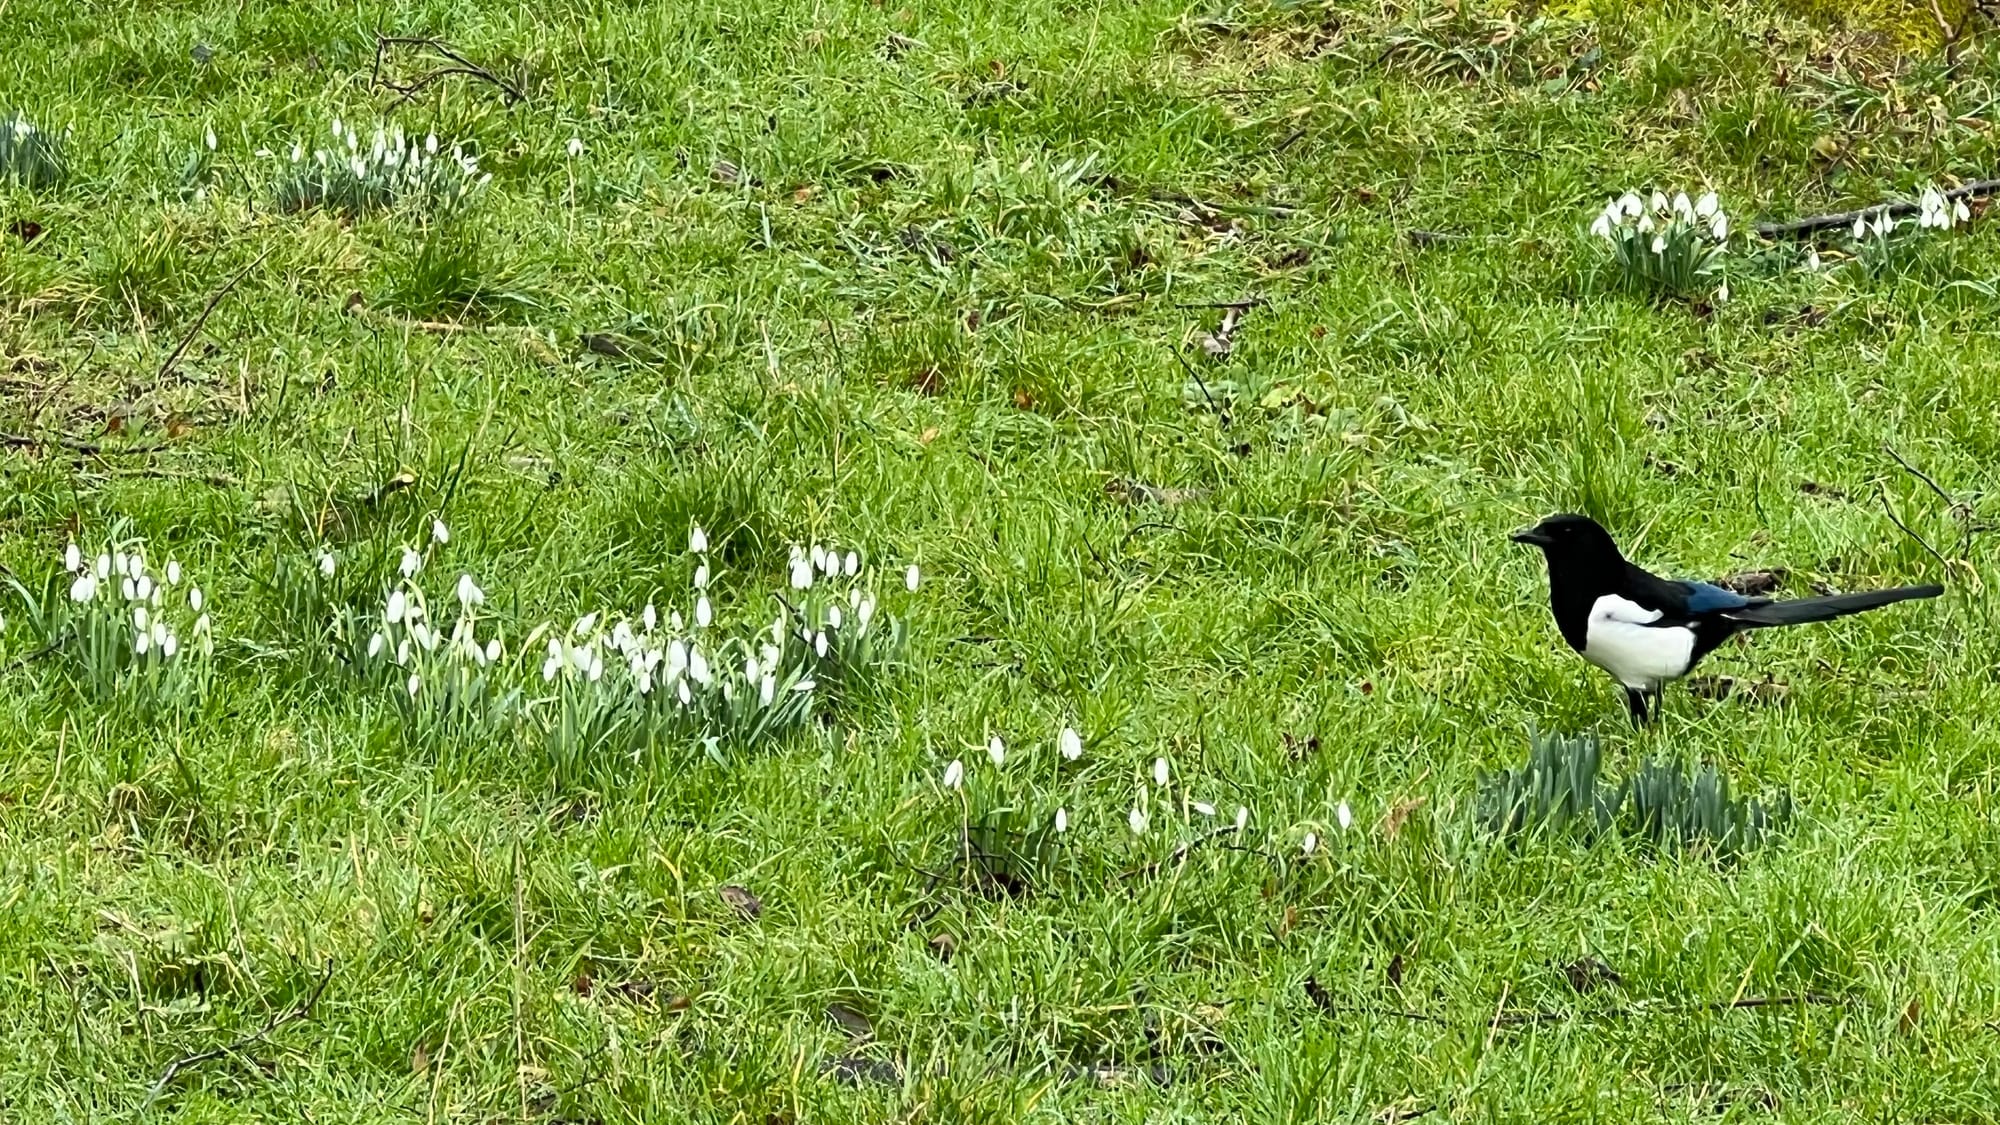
1675,580,1751,614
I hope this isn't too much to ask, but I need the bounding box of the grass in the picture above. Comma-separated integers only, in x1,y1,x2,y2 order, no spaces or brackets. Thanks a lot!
3,0,2000,1119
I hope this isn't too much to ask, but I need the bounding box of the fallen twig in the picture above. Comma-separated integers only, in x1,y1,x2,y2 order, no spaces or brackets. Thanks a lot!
1755,179,2000,240
373,35,526,106
1305,982,1844,1029
143,960,334,1110
1,432,165,456
158,249,272,384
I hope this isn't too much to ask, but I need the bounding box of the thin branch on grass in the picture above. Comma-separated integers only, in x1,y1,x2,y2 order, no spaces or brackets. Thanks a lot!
1169,343,1229,428
142,961,334,1110
1755,180,2000,240
157,248,272,384
1883,443,1985,563
0,432,165,456
373,34,526,106
1122,826,1279,880
1304,980,1845,1029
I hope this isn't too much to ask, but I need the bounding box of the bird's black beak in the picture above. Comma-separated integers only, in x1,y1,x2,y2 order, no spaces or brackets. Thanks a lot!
1510,527,1552,547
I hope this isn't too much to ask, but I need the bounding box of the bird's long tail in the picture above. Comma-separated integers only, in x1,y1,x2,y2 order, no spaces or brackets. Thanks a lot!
1729,584,1944,628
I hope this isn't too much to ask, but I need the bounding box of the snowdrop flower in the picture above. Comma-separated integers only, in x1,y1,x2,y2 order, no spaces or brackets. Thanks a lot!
1709,212,1729,240
857,598,875,630
789,554,814,590
810,544,827,573
317,552,336,578
1302,832,1319,855
987,736,1005,766
1336,800,1354,831
1650,190,1668,213
1152,757,1170,786
133,606,149,633
410,621,435,652
689,648,710,684
541,651,561,682
1695,191,1719,218
1234,806,1250,831
166,560,181,585
567,136,584,158
161,632,179,658
814,631,829,658
397,638,412,665
134,629,150,656
151,622,169,649
1954,198,1971,223
1671,192,1693,221
1715,281,1730,304
368,632,386,659
332,115,344,140
694,562,710,589
1588,210,1613,240
95,554,111,580
574,612,599,636
1650,235,1667,254
484,638,502,664
64,543,81,573
386,589,407,625
407,673,421,697
759,674,775,706
425,133,438,154
189,586,203,612
204,126,217,151
695,596,712,628
70,574,97,603
689,525,708,554
1853,215,1869,240
1060,727,1083,760
1618,192,1642,217
587,650,604,682
942,759,964,790
431,518,450,545
643,603,657,631
455,574,484,607
1053,807,1068,833
1636,213,1655,235
1129,807,1148,835
844,551,859,576
827,605,843,630
121,576,137,602
1193,801,1216,817
1805,249,1822,272
136,575,155,603
677,678,692,705
905,564,921,591
400,548,422,578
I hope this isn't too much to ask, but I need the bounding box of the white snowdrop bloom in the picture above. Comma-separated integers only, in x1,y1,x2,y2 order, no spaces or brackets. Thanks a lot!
689,525,708,554
410,621,435,652
455,573,484,608
667,638,689,679
587,650,604,682
95,554,111,581
1234,806,1250,831
205,126,217,151
1193,801,1216,817
1715,282,1730,304
611,620,634,652
759,674,775,706
165,559,181,585
134,629,151,656
1649,190,1668,213
844,551,859,577
189,586,204,613
64,543,81,573
194,615,212,654
643,603,657,631
827,605,842,630
70,574,97,603
407,673,422,697
133,606,149,633
290,141,304,162
1954,198,1972,223
568,643,592,675
1650,235,1667,254
695,596,712,628
317,552,336,578
425,133,438,154
745,654,762,684
677,678,692,705
1853,216,1869,240
121,576,137,602
848,587,862,610
397,638,412,666
567,136,584,158
484,638,502,664
574,611,599,636
1153,757,1170,787
400,548,422,578
1695,191,1719,218
942,759,964,790
670,610,685,632
1129,807,1148,835
1636,213,1654,234
987,736,1005,766
905,564,921,591
332,115,344,139
690,648,710,684
814,631,828,658
1805,249,1822,272
1336,800,1354,831
637,666,654,695
1302,832,1319,855
1060,726,1083,761
857,597,875,630
1671,192,1693,221
386,589,407,625
789,556,813,590
431,518,449,545
1710,213,1729,240
1588,211,1612,240
368,632,386,659
810,544,827,573
161,632,179,658
1054,807,1068,833
542,653,561,682
694,563,710,589
136,575,155,603
1618,192,1642,217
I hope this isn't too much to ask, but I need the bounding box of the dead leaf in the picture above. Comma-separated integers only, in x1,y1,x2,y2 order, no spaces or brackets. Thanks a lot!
927,932,956,960
164,413,194,440
1200,303,1250,358
826,1002,873,1042
664,993,693,1012
1559,956,1622,994
711,159,742,185
822,1056,901,1086
1380,795,1426,839
9,218,44,243
1011,387,1035,410
1104,478,1210,507
792,184,817,204
1715,568,1787,595
918,426,940,445
343,290,365,312
719,884,763,919
571,973,594,997
1384,952,1404,987
1900,995,1922,1034
411,1042,430,1074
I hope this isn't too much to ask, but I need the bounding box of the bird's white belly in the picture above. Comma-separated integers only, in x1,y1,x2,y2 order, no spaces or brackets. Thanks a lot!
1582,597,1695,689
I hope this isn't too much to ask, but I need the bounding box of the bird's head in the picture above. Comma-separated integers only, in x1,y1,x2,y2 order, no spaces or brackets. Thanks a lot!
1510,513,1623,567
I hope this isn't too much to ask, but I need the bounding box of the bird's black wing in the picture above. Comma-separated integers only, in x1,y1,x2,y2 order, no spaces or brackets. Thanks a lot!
1619,565,1771,627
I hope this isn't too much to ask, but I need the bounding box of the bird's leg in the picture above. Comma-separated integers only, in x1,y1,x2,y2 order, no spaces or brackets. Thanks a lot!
1624,687,1650,728
1647,686,1664,726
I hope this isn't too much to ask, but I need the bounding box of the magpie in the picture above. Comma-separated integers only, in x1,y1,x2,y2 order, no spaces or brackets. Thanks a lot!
1511,513,1943,726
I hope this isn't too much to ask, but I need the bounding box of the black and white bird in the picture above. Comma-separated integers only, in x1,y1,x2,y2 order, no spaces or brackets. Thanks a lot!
1511,513,1943,726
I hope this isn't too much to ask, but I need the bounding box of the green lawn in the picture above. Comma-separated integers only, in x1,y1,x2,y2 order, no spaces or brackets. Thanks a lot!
4,0,2000,1120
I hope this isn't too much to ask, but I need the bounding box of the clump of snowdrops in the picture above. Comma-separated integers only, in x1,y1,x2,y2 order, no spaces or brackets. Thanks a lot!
6,534,213,714
272,116,490,217
0,112,64,190
1844,184,1973,277
1588,190,1731,301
